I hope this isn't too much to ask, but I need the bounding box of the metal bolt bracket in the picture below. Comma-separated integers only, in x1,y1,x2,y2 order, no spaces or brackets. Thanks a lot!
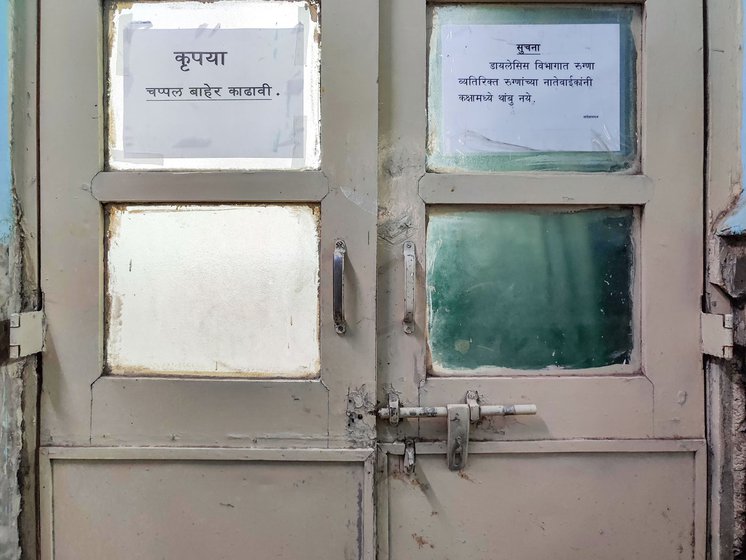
388,392,400,426
447,404,470,471
466,390,481,423
403,439,416,475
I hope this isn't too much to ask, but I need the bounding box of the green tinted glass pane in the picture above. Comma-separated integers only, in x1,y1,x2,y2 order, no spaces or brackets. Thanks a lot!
427,208,634,371
427,5,638,172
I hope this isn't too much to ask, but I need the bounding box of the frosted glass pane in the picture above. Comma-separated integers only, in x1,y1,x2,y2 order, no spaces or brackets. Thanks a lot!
427,208,634,372
106,0,320,170
106,205,320,378
427,5,639,172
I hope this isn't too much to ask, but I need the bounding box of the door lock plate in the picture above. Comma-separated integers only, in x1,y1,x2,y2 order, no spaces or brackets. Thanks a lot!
447,404,470,471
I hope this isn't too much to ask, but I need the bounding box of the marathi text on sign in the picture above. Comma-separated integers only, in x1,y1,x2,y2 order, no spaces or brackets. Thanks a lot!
434,23,622,155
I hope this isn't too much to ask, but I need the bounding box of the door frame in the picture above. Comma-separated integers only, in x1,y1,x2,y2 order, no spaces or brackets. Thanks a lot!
19,0,727,558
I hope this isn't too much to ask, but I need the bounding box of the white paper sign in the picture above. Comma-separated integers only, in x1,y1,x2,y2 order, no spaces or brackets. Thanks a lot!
121,26,306,162
437,24,621,154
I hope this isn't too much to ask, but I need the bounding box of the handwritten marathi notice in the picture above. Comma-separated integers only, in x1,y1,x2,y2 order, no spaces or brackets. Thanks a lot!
122,27,306,161
438,24,622,154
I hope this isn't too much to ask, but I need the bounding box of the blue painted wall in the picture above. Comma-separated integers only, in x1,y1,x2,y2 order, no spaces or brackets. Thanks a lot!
716,2,746,235
0,0,9,245
0,4,18,559
742,0,746,177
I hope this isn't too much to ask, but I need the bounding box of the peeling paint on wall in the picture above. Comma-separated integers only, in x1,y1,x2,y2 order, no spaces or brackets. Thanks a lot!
0,373,22,560
346,386,376,445
0,1,20,559
720,0,746,239
0,0,7,247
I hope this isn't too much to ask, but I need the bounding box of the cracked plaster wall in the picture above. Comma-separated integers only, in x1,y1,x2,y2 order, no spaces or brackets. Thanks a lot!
0,1,20,558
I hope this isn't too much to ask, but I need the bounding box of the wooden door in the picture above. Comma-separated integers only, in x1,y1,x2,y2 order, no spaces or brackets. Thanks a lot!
376,1,706,558
39,1,379,558
36,1,707,558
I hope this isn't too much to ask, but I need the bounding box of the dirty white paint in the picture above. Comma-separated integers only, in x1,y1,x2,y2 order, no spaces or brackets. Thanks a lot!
107,0,320,170
106,204,321,377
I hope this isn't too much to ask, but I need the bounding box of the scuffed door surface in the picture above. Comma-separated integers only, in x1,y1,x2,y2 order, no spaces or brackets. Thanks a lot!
52,460,366,560
388,453,695,560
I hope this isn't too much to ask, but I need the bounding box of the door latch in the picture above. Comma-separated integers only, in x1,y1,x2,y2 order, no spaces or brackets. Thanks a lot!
379,390,537,471
447,403,470,471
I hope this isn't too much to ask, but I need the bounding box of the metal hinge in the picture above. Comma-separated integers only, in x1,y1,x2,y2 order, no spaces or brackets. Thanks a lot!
701,312,734,359
7,311,45,360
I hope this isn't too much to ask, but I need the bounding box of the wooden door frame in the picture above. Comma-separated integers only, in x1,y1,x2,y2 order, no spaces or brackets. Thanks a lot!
704,0,745,557
14,0,738,557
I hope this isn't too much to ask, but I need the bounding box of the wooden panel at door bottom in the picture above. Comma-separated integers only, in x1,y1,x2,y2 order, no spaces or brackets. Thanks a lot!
41,448,375,560
382,441,704,560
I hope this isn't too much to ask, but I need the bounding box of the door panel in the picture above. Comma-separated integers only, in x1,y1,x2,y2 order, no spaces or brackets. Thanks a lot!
378,0,703,441
378,0,703,429
40,0,378,558
381,442,705,560
377,0,705,558
425,207,637,373
41,0,379,448
425,4,640,174
417,376,653,440
105,204,322,378
44,448,375,560
105,0,322,172
90,377,330,446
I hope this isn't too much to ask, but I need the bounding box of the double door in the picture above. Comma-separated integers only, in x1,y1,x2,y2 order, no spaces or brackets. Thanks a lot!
40,1,705,558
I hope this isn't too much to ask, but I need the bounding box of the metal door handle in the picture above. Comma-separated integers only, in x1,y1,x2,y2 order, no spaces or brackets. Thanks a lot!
403,241,415,334
333,239,346,334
